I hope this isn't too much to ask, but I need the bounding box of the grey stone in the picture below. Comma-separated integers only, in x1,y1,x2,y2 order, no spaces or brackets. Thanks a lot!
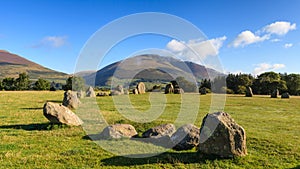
165,84,174,94
100,124,138,139
137,82,146,94
86,86,96,97
62,90,81,109
281,92,290,99
171,124,200,151
198,112,247,158
271,89,279,98
43,102,83,126
245,86,253,97
142,123,176,138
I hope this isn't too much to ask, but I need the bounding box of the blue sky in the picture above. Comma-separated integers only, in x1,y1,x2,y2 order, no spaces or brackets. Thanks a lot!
0,0,299,75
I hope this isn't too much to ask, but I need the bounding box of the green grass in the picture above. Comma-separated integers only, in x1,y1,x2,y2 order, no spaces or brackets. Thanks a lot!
0,91,299,168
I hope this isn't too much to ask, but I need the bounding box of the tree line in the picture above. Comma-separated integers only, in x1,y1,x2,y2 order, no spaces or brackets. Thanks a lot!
200,71,300,95
0,73,65,91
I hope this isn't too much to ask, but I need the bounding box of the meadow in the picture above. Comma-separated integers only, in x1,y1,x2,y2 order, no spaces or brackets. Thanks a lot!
0,91,299,168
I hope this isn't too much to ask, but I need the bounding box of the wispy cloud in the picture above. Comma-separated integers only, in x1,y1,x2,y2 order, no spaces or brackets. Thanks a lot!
32,36,68,48
166,36,227,61
230,21,296,48
253,63,285,75
284,43,293,48
271,38,281,42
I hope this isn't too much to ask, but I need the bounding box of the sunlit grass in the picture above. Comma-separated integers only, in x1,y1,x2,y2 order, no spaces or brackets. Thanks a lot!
0,91,299,168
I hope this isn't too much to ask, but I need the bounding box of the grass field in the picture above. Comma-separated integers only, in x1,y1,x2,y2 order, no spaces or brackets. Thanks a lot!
0,91,299,168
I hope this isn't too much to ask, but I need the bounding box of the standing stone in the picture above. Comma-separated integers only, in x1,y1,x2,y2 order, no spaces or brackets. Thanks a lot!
171,80,180,89
165,84,174,94
86,86,96,97
77,90,85,99
199,87,207,95
132,88,139,95
142,123,176,138
245,86,253,97
174,88,184,94
271,89,279,98
116,85,124,94
281,92,290,99
63,90,81,109
198,112,247,158
99,124,138,139
43,102,83,126
171,124,200,151
137,82,146,94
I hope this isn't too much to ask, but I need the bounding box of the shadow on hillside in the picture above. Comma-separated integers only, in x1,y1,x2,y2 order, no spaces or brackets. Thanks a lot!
0,123,67,131
101,152,221,166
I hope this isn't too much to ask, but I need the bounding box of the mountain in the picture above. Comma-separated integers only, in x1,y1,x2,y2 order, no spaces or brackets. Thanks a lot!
0,50,68,82
81,54,224,86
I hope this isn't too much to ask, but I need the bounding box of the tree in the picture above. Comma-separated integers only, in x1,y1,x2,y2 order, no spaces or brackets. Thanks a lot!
2,77,16,90
0,80,3,90
64,76,86,91
226,73,254,94
34,79,50,90
253,72,287,94
175,76,197,92
281,73,300,95
15,73,29,90
200,79,211,89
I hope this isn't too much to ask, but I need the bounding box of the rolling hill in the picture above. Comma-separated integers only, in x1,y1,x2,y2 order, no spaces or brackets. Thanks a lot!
0,50,68,82
81,54,224,86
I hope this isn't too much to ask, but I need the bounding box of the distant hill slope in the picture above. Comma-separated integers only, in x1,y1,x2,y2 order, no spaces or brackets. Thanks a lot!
0,50,68,82
81,54,224,86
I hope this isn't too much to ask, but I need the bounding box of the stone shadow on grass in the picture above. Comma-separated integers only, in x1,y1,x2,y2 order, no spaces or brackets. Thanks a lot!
20,107,43,110
101,152,221,166
0,123,69,131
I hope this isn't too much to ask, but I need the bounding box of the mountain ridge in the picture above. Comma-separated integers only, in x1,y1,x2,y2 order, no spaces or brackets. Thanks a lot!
0,50,68,82
81,54,224,86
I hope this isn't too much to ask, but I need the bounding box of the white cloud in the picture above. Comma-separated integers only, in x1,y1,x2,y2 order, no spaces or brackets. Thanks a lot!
230,21,296,48
230,30,269,48
284,43,293,48
166,36,227,59
32,36,68,48
264,21,296,35
253,63,285,75
166,39,186,52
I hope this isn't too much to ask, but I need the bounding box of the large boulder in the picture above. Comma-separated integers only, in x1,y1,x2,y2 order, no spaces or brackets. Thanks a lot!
142,123,176,138
245,86,253,97
281,92,290,99
100,124,138,139
198,112,247,158
171,124,200,151
43,102,83,126
165,84,174,94
137,82,146,94
62,90,81,109
271,89,279,98
86,86,96,97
